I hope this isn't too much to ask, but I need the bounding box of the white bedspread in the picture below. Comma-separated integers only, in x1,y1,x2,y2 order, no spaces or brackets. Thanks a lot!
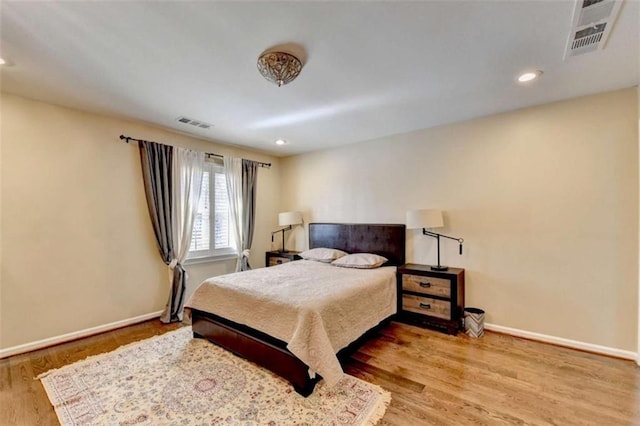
185,260,397,386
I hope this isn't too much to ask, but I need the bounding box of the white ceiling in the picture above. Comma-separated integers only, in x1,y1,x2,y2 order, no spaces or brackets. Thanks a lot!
1,1,638,156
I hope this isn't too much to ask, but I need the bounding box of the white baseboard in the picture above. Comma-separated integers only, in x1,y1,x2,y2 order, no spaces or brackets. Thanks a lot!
2,313,635,362
0,310,163,359
485,322,637,361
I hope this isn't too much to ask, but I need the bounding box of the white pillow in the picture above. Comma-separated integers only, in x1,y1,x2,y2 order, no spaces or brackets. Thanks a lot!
299,247,348,263
331,253,388,269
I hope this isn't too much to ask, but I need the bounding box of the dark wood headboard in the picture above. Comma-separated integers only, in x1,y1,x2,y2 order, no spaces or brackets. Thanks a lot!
308,223,406,266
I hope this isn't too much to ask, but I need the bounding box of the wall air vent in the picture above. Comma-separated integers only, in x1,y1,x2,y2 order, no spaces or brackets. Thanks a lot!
175,116,214,129
564,0,623,58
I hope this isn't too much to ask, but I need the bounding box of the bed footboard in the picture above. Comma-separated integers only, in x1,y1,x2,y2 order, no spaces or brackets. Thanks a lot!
191,308,318,396
191,308,392,397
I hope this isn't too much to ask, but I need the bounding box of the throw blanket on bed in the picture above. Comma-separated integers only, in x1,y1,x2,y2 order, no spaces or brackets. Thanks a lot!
185,260,397,386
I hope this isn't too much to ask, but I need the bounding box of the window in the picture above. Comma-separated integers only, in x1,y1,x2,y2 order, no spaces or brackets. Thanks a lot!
187,162,235,260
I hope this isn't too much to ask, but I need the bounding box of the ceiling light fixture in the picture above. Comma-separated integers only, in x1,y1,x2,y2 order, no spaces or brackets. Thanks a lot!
257,51,302,87
275,139,287,145
517,70,543,83
0,58,6,65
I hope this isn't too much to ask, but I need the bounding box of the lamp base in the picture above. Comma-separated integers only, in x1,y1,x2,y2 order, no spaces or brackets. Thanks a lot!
430,265,449,271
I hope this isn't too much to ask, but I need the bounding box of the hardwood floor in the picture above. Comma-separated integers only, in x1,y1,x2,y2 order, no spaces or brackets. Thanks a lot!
1,320,638,425
347,323,640,425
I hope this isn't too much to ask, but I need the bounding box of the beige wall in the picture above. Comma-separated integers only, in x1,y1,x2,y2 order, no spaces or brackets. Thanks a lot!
0,93,281,349
2,88,638,353
281,88,639,351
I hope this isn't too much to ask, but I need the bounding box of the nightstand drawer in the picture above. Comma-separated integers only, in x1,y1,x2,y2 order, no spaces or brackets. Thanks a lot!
402,294,451,320
268,257,291,266
397,264,465,335
402,274,451,298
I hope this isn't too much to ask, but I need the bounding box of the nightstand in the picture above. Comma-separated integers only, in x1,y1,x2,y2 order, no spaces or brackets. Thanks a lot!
397,264,465,335
265,251,302,267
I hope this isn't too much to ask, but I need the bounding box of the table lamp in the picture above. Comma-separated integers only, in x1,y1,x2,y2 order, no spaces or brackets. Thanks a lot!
406,209,464,271
272,211,303,253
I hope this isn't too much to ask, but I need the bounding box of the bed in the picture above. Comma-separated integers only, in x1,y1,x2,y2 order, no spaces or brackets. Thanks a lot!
186,223,406,396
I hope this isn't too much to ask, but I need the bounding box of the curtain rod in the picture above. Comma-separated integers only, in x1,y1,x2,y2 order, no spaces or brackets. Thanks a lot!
119,135,271,168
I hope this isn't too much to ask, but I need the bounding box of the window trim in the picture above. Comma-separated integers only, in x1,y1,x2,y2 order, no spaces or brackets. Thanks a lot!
183,252,238,265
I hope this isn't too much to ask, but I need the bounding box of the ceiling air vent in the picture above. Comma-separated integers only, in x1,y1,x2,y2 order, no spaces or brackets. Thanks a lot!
176,116,213,129
564,0,623,58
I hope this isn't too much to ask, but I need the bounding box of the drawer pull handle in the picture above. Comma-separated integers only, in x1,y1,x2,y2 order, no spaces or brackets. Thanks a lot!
419,282,431,288
419,303,431,310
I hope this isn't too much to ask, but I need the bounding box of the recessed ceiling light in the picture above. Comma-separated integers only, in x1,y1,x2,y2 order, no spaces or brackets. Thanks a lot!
517,70,543,83
0,58,6,65
275,139,287,145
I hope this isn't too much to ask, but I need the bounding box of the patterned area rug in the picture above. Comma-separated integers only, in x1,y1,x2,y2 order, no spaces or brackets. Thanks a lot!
39,327,390,425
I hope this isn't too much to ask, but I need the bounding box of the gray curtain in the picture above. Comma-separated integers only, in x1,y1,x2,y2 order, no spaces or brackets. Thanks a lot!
240,159,259,271
138,141,185,323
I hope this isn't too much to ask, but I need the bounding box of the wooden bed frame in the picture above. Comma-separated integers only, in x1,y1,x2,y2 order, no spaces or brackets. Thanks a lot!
191,222,406,396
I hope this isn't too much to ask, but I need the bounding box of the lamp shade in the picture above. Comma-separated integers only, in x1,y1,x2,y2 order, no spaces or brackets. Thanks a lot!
406,209,444,229
278,211,303,226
